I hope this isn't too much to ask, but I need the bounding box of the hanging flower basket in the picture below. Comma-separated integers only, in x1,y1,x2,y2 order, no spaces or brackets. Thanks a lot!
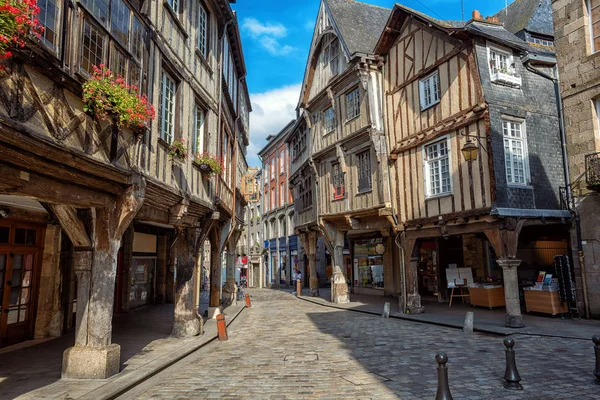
167,139,187,163
193,153,223,175
82,65,155,131
0,0,44,66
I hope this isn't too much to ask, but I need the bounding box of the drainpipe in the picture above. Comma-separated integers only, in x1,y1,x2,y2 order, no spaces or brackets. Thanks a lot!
523,55,590,319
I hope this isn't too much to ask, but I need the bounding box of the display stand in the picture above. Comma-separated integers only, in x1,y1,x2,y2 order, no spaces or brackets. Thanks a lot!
469,286,505,309
448,278,470,307
524,289,568,315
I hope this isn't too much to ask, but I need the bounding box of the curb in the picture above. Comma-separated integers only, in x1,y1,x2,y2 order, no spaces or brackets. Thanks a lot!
82,305,247,400
295,293,593,341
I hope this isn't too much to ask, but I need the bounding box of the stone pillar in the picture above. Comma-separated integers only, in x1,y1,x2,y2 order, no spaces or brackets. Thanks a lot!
155,235,168,304
497,259,524,328
403,237,424,314
171,227,201,337
222,251,236,307
309,252,319,297
209,238,222,311
330,230,349,304
62,241,122,379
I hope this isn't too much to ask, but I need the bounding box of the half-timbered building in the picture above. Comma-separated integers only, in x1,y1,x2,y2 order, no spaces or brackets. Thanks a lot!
0,0,249,378
376,5,570,327
290,0,395,303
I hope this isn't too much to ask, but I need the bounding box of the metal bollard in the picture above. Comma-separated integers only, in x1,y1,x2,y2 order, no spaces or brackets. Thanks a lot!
503,338,523,390
435,353,453,400
593,335,600,384
216,314,228,341
245,293,251,308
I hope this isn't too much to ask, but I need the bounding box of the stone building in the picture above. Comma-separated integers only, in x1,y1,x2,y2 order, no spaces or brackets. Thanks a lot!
375,4,571,327
289,0,395,303
259,121,301,288
0,0,249,378
240,167,262,288
552,0,600,317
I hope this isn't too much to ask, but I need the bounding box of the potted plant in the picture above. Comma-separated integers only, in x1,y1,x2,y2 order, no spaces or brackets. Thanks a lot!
194,152,223,175
0,0,44,67
167,138,187,163
82,65,155,131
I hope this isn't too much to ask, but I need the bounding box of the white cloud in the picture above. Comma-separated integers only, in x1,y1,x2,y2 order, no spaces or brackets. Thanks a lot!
246,83,302,167
242,17,296,56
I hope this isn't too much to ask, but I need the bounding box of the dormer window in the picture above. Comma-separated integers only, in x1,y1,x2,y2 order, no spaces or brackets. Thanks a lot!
488,45,521,88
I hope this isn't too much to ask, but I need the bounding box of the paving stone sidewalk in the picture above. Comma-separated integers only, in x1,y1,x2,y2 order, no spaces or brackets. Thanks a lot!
121,289,600,400
0,300,244,400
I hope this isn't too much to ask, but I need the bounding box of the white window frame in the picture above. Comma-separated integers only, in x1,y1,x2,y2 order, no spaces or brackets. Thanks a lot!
167,0,179,14
346,87,360,121
271,158,275,180
280,150,285,174
159,71,176,144
280,182,285,206
38,0,63,53
197,1,208,57
419,71,440,110
590,0,600,53
502,117,530,187
423,137,453,198
487,45,514,75
193,105,205,155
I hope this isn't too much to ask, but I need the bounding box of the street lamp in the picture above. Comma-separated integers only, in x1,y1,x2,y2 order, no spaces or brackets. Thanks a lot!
461,139,479,162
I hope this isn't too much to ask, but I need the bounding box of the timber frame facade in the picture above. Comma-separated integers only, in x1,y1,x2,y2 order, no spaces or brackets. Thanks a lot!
0,0,249,379
376,5,571,327
289,0,394,303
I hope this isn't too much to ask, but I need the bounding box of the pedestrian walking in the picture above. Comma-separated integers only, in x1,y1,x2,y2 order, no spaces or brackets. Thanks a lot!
292,268,298,295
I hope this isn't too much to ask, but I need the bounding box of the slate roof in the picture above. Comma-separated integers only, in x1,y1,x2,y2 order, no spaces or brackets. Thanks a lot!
494,0,554,37
325,0,391,55
466,21,529,50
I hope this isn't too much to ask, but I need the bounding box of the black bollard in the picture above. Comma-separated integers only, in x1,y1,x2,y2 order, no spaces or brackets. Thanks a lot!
503,338,523,390
593,336,600,384
435,353,453,400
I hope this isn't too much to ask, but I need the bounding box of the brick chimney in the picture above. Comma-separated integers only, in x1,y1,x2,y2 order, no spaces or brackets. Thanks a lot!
472,10,482,20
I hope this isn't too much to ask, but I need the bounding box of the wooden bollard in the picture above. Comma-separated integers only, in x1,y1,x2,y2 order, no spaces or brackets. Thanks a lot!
245,293,251,308
296,279,302,297
216,314,228,341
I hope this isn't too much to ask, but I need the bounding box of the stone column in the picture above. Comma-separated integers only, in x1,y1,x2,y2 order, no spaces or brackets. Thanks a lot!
72,250,92,347
309,252,319,297
403,237,423,314
171,227,201,337
209,239,222,311
330,230,349,304
497,259,524,328
222,251,236,307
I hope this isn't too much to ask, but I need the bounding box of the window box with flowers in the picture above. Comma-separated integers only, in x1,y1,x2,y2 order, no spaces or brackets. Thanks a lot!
167,139,187,163
193,153,223,175
82,65,155,136
0,0,44,66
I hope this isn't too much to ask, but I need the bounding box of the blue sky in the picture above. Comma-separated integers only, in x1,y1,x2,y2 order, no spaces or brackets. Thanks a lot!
231,0,513,167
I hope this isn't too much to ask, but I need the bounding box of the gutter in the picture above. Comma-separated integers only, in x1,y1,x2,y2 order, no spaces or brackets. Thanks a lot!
522,55,590,319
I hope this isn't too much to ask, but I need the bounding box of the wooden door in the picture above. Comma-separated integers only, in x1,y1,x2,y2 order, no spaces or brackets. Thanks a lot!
0,222,44,347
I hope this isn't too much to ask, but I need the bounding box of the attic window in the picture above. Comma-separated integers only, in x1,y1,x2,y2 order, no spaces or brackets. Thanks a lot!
487,45,521,87
529,35,553,47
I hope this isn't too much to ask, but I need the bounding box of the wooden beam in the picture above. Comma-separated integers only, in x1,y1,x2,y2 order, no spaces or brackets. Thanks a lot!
0,120,131,185
0,163,114,208
0,144,123,195
48,205,92,248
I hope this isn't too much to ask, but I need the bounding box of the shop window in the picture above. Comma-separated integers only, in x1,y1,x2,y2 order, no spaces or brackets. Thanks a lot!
419,71,440,110
503,118,529,186
354,239,384,288
332,162,344,199
424,138,452,198
357,150,372,193
37,0,61,52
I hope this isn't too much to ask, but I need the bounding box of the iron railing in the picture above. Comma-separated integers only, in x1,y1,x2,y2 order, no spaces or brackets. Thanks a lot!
586,152,600,190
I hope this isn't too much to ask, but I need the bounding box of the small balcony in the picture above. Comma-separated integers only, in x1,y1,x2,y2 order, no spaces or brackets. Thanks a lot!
586,152,600,190
491,70,521,88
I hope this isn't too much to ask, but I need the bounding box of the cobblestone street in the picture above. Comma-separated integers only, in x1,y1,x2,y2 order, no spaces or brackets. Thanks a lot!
119,289,599,399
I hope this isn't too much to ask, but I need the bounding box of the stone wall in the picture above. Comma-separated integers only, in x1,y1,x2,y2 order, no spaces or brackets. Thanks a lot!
552,0,600,317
